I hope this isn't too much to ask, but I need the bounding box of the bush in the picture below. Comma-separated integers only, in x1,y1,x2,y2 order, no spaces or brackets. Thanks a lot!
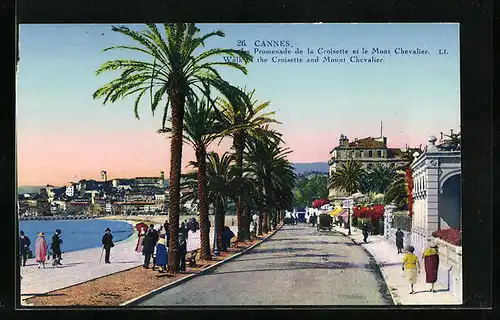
392,211,412,232
432,228,461,246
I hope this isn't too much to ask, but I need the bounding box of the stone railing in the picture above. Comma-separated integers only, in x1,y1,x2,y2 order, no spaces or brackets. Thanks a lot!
434,237,462,272
433,237,462,303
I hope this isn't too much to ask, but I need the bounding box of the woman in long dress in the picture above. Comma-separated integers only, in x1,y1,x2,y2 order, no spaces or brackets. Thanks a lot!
155,234,168,272
402,245,420,294
35,232,48,269
395,228,405,254
423,241,440,292
135,227,146,254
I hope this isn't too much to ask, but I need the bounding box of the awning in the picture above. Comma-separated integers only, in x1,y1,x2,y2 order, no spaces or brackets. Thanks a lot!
329,207,343,217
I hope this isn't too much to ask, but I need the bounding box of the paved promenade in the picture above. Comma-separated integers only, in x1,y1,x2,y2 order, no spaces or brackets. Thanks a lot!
332,224,461,305
137,224,393,306
20,223,236,305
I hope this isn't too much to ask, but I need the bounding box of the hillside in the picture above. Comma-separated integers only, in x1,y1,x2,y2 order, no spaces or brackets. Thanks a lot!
292,162,329,175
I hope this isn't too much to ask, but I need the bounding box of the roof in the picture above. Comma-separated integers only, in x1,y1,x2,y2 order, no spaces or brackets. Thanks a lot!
348,137,386,149
334,137,386,150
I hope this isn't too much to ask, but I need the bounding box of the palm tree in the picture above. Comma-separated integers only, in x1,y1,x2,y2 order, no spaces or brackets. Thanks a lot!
328,160,367,195
93,23,252,272
244,135,294,234
179,152,238,251
216,89,279,241
366,164,396,194
161,94,224,260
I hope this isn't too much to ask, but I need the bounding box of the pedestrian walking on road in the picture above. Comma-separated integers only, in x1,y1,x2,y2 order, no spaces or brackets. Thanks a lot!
155,234,168,272
423,241,439,292
362,224,369,243
35,232,48,269
136,227,146,253
51,229,63,267
19,231,31,267
402,245,421,294
142,227,156,268
395,228,405,253
102,228,114,264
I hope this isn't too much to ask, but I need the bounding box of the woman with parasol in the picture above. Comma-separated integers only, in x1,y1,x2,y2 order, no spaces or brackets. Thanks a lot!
135,222,148,254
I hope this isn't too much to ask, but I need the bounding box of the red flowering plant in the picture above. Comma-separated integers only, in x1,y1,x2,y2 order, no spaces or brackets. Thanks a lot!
406,167,413,217
432,228,462,246
312,198,329,209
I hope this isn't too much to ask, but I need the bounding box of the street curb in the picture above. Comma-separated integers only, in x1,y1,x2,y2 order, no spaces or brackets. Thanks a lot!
334,228,398,306
121,224,284,306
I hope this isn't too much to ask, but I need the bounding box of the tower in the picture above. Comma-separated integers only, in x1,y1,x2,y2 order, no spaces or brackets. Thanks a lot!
101,171,107,182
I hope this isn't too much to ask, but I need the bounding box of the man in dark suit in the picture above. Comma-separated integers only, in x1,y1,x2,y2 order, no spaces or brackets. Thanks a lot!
19,231,31,267
102,228,114,264
51,229,63,266
142,226,156,268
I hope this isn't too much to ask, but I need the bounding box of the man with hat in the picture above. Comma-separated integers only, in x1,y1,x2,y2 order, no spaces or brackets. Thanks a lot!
51,229,63,266
19,231,31,267
102,228,114,264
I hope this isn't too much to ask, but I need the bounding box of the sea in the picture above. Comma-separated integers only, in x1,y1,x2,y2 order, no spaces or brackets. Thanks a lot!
18,219,134,253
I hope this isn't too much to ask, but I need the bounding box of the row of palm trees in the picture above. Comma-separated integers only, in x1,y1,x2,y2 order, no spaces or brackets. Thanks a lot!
328,150,418,207
92,23,295,272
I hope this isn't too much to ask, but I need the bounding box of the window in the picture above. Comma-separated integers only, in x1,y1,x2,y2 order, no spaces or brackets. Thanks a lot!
355,151,360,158
368,150,373,158
377,150,382,157
391,163,395,167
367,163,373,169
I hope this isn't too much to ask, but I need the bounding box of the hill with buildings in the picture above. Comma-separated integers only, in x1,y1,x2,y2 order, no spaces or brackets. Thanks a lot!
292,162,329,175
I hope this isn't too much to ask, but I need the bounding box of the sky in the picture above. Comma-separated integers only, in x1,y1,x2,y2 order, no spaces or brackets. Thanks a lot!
16,23,460,186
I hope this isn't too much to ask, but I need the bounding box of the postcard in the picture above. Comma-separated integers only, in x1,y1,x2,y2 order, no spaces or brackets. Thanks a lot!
16,23,461,307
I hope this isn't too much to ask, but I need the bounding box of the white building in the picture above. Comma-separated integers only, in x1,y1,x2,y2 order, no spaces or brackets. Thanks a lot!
66,185,75,197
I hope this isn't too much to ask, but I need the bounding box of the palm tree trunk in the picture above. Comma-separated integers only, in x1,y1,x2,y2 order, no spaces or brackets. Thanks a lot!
263,212,268,233
258,212,263,235
234,131,247,241
196,145,211,261
167,93,185,273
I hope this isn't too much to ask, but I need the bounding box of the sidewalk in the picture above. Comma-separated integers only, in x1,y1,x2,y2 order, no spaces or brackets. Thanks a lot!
332,225,461,305
20,226,236,305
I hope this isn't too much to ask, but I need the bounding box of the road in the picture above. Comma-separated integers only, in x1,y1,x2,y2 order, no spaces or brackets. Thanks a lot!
136,224,393,306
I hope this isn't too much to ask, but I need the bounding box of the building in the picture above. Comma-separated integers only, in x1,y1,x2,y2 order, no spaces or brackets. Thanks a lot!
328,133,417,200
65,185,75,197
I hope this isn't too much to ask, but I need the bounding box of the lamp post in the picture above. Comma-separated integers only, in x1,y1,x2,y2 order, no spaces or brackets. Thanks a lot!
213,214,220,256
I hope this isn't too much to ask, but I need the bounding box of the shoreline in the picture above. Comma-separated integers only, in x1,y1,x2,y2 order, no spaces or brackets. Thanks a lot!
19,218,138,255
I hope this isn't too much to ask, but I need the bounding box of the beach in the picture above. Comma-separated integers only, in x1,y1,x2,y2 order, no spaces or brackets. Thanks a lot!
20,215,238,304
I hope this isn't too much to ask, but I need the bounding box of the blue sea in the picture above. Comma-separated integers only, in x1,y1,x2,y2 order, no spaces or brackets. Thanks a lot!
18,220,134,253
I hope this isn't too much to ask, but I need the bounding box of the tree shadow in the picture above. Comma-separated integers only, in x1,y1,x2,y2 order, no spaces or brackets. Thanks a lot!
289,240,348,245
235,252,346,262
205,261,372,276
246,247,313,254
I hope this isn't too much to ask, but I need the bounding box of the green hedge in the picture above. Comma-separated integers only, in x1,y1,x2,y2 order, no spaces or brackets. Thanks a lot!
392,211,412,231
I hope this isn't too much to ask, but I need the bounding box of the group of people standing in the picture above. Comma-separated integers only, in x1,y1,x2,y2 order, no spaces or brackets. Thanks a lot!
135,220,192,273
397,228,440,294
19,229,63,269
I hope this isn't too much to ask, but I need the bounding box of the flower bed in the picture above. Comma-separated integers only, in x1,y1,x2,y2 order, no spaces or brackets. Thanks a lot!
432,228,461,246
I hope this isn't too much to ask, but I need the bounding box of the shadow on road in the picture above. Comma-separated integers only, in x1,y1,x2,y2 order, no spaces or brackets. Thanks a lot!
247,247,313,254
205,260,371,276
286,240,351,245
235,252,346,262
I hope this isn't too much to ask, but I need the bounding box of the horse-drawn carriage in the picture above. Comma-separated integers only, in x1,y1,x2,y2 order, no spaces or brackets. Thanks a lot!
317,213,333,231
